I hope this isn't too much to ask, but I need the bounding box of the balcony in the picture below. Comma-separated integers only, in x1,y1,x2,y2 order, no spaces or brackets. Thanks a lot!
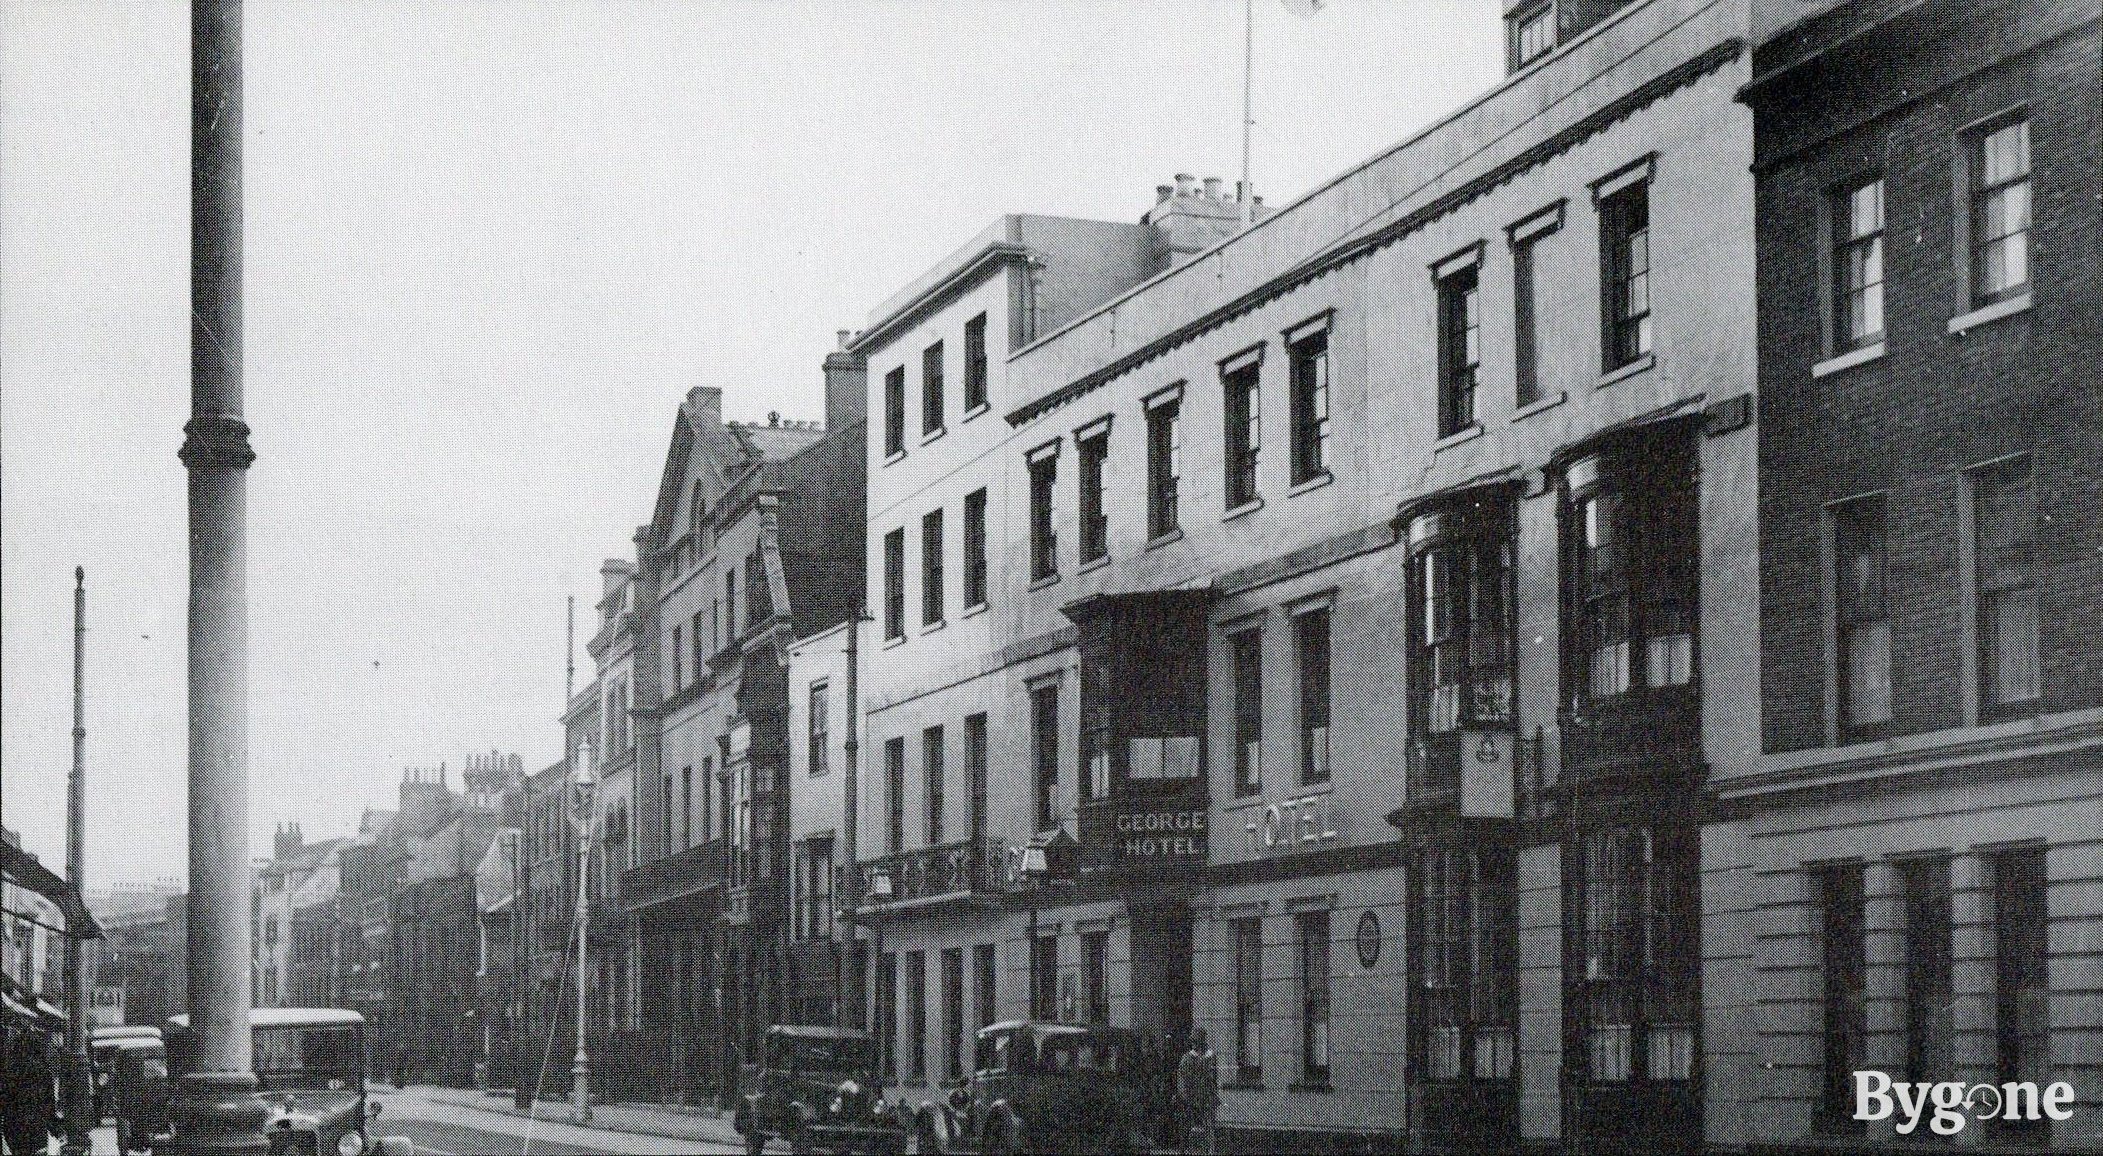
852,837,1012,916
621,838,724,914
1557,685,1701,788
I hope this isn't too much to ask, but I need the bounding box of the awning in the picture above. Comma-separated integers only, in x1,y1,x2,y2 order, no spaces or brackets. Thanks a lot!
0,978,66,1029
1,840,102,939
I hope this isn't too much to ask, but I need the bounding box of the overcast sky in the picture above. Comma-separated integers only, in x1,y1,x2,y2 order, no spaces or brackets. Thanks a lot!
1,0,1501,886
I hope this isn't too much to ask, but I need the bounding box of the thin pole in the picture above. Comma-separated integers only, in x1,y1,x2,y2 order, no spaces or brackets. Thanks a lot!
566,595,576,704
573,811,591,1121
1240,0,1255,225
511,829,531,1109
63,568,90,1156
838,608,861,1030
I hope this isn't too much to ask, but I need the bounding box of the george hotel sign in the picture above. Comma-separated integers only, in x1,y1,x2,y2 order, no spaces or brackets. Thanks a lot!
1079,798,1209,867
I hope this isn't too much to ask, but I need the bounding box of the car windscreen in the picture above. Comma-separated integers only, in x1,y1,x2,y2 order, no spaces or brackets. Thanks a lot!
1036,1034,1125,1074
253,1025,362,1092
777,1035,874,1073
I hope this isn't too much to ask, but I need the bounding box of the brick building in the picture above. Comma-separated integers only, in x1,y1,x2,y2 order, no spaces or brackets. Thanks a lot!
1737,0,2103,1148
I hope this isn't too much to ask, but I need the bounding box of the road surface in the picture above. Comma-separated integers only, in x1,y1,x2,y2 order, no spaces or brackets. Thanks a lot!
370,1086,742,1155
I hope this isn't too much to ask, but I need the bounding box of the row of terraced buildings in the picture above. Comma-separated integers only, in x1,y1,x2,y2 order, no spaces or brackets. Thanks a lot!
549,0,2102,1150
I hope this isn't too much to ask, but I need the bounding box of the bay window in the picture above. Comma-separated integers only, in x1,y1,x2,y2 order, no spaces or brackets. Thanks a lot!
1563,442,1696,711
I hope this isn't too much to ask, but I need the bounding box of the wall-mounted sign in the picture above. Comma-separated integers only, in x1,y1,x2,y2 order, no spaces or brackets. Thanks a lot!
1356,912,1381,969
1079,800,1208,866
1240,791,1343,855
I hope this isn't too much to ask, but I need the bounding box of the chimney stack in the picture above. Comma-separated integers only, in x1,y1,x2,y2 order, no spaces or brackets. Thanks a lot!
823,331,868,433
1203,176,1224,199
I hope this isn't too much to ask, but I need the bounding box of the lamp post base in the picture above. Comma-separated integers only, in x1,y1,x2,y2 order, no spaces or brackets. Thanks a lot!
571,1055,592,1124
166,1072,271,1155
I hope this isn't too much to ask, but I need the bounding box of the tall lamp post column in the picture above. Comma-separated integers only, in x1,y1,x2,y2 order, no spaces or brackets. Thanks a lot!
173,0,268,1151
569,743,597,1124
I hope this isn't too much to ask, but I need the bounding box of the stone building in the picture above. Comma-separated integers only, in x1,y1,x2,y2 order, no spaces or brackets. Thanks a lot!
851,0,1769,1148
622,382,865,1103
1738,0,2103,1149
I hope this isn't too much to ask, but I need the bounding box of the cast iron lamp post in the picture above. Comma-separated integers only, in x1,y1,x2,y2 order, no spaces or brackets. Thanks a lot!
568,742,597,1123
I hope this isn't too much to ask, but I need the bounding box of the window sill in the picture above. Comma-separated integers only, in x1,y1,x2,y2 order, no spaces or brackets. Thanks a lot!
1145,528,1184,551
1289,1081,1334,1094
1811,342,1885,378
1597,353,1655,388
1288,470,1334,497
1028,573,1061,592
962,402,990,423
959,601,988,621
1077,555,1111,575
884,449,906,467
921,426,947,446
1433,423,1484,452
1948,292,2032,335
1223,497,1266,523
920,618,946,635
1511,390,1567,422
882,635,908,650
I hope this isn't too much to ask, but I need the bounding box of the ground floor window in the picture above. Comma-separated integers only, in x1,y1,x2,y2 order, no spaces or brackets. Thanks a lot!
1567,822,1698,1083
1993,846,2049,1093
1411,844,1517,1082
1899,855,1952,1082
1816,863,1866,1129
942,947,965,1081
1031,934,1058,1023
1297,911,1331,1085
1083,931,1110,1024
1233,917,1262,1083
876,951,897,1081
906,950,928,1084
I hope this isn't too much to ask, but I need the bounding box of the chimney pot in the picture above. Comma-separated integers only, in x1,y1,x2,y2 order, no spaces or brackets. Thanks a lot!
1156,184,1174,203
836,329,852,350
1175,173,1196,196
769,411,780,427
1203,177,1224,199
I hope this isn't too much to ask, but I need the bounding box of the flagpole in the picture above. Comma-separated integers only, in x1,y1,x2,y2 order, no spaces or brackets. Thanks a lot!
1240,0,1255,225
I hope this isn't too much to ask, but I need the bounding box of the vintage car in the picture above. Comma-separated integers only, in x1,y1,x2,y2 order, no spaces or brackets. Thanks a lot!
735,1024,906,1155
909,1022,1145,1154
91,1025,164,1123
103,1034,170,1154
169,1008,413,1156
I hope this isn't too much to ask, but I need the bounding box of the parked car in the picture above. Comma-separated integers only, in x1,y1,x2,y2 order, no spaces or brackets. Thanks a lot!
736,1025,906,1156
103,1034,170,1154
169,1008,413,1156
908,1022,1145,1154
91,1025,163,1124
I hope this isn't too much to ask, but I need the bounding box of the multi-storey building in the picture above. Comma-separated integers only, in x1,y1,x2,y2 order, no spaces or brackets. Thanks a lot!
785,618,856,1029
625,382,864,1103
254,824,343,1008
850,204,1243,1097
1739,0,2103,1149
853,0,1767,1149
520,756,576,1090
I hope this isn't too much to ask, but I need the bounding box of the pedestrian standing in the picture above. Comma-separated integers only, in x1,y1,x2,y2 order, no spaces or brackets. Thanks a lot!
1175,1027,1219,1156
4,1026,58,1155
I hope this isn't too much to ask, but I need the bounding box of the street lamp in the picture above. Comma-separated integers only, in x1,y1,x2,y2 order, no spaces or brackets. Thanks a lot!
1020,829,1077,1023
568,741,597,1124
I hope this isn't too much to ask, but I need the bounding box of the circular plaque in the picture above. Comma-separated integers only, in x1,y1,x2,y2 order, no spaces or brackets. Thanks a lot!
1355,911,1381,969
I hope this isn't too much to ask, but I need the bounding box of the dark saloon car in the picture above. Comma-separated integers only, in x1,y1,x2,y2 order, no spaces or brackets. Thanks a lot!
737,1024,906,1155
170,1008,412,1156
909,1022,1144,1154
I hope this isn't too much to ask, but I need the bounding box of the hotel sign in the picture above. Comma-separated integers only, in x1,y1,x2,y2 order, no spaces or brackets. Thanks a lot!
1079,800,1208,866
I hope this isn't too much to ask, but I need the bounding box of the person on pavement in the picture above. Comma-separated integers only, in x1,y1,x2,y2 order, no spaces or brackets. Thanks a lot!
1175,1027,1219,1156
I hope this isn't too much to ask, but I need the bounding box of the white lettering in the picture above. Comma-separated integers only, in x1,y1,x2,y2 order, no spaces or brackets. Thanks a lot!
2043,1081,2076,1121
1854,1071,2079,1135
1854,1071,1893,1122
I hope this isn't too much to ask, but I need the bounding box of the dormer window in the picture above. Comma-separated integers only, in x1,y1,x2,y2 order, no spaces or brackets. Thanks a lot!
1509,3,1554,71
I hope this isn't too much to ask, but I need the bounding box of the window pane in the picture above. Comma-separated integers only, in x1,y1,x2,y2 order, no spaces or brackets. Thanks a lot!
1844,622,1893,725
1985,588,2042,704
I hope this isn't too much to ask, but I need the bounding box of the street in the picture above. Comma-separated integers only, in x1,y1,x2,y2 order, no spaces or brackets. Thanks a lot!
370,1086,744,1155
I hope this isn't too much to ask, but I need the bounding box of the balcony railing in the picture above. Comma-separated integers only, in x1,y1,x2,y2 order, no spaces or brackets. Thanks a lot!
620,838,725,913
852,837,1011,915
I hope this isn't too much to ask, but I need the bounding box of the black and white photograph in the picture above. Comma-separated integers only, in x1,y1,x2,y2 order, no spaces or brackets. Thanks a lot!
3,0,2099,1152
